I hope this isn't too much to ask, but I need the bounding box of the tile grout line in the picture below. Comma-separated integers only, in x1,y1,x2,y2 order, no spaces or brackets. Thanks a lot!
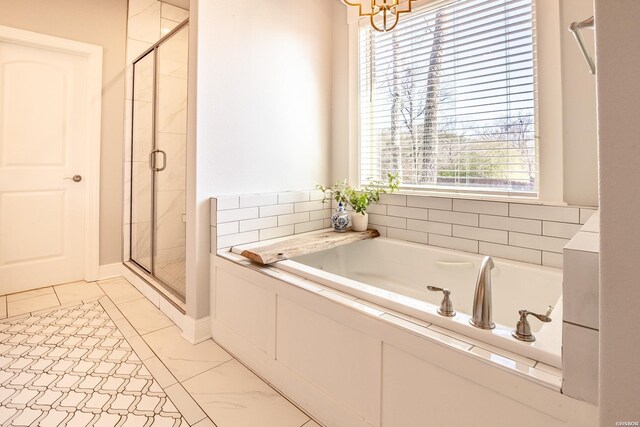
98,294,212,426
177,358,235,384
99,284,218,427
0,297,188,424
200,336,319,424
52,286,62,307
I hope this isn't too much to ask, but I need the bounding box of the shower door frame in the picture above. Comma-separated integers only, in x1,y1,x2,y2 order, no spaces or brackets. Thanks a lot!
129,19,188,302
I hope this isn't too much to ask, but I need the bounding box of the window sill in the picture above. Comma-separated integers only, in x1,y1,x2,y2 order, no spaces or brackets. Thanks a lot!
390,187,574,208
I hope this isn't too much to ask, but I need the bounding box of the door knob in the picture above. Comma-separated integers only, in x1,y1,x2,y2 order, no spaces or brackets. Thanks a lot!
65,175,82,182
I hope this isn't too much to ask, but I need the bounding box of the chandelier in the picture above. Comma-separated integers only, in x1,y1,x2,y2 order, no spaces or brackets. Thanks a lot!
343,0,416,32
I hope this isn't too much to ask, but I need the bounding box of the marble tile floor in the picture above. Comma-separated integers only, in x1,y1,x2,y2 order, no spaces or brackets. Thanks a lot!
0,278,322,427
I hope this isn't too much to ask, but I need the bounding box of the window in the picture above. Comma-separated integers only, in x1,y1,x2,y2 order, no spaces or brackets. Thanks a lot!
359,0,536,195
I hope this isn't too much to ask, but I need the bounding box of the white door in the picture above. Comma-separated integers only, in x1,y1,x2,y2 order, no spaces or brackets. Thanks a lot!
0,33,92,294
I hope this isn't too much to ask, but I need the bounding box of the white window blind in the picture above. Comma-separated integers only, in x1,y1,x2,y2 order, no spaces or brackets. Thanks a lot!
360,0,537,194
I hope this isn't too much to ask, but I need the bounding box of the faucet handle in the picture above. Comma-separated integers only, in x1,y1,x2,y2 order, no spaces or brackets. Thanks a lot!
511,309,553,342
427,286,456,317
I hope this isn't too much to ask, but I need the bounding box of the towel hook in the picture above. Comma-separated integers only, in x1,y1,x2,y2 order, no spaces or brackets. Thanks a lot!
569,16,596,75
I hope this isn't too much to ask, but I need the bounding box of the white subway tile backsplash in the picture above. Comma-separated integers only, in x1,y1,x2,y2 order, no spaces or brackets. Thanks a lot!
453,225,508,244
259,204,294,217
369,213,407,229
239,217,278,232
509,232,569,254
309,190,325,201
406,195,452,210
210,226,217,254
509,203,580,223
429,234,478,253
210,199,217,226
239,193,278,208
453,199,508,216
218,231,259,248
294,200,325,213
479,214,541,235
542,251,563,269
309,209,332,221
278,191,309,204
429,209,479,226
406,219,451,236
214,189,589,267
387,205,428,220
378,193,407,206
387,228,428,244
260,225,294,241
367,203,387,215
479,242,542,264
278,212,310,226
217,222,239,236
217,207,259,223
216,196,240,211
295,220,325,234
542,221,582,239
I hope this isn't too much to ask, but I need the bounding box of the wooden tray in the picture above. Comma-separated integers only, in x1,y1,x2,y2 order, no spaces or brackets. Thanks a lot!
239,228,380,265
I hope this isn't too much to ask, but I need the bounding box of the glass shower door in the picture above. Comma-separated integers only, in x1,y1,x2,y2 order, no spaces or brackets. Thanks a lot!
129,22,188,301
153,25,188,296
130,52,155,272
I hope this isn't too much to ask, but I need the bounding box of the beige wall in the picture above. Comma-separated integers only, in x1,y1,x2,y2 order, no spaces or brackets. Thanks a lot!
331,1,350,185
596,0,640,424
0,0,128,266
561,0,598,207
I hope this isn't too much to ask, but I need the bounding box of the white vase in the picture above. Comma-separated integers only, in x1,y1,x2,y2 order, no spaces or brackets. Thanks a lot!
351,212,369,232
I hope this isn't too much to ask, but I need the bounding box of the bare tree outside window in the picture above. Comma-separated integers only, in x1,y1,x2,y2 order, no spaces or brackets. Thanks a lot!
360,0,536,194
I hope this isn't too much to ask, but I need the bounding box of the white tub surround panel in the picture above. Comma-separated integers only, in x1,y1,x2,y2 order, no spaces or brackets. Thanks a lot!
562,211,599,405
209,250,597,427
211,192,332,251
361,195,596,268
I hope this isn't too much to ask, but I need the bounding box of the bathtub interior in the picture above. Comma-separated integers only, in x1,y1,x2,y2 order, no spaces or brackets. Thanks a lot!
290,238,562,332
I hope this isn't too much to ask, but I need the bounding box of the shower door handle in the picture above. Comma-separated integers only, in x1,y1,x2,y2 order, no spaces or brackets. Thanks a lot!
149,149,167,172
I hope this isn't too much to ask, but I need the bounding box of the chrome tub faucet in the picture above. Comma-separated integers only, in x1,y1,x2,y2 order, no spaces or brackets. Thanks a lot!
470,256,495,330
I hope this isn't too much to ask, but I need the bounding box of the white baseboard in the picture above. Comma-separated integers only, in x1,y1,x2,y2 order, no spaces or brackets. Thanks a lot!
181,316,212,344
98,263,126,280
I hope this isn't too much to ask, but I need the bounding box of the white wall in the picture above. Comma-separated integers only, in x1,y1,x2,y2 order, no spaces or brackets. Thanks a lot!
595,0,640,424
188,0,335,318
195,1,332,195
0,0,128,265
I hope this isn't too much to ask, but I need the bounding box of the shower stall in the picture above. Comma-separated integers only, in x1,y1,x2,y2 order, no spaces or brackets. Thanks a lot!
129,21,188,301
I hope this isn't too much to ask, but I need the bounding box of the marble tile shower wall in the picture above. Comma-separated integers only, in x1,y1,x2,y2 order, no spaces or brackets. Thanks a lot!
123,0,189,262
212,191,596,268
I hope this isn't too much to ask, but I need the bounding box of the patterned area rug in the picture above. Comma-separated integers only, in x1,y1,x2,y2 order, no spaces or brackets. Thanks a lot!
0,301,186,426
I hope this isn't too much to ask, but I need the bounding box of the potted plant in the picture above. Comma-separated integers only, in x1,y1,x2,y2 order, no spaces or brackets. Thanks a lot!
317,173,399,232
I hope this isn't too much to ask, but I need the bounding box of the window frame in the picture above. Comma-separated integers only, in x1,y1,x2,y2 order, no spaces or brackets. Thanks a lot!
346,0,564,204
